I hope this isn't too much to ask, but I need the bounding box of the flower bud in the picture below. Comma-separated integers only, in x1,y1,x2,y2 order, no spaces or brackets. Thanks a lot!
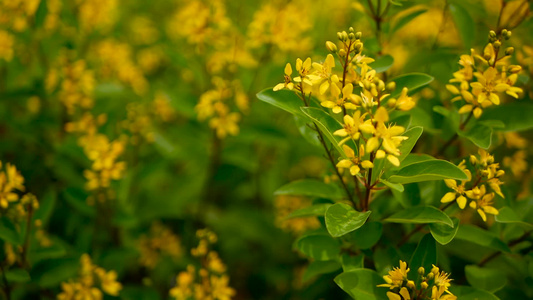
505,47,514,56
407,280,415,289
470,155,477,165
427,272,434,280
386,81,396,91
354,42,363,53
509,65,522,73
348,32,355,40
418,267,425,276
489,30,497,38
349,27,354,33
493,41,501,48
342,31,349,41
505,30,512,39
326,41,338,52
337,32,343,41
355,32,362,40
339,49,346,57
421,281,429,289
501,29,508,37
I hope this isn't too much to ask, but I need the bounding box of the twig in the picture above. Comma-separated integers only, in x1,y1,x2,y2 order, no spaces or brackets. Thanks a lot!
478,230,532,267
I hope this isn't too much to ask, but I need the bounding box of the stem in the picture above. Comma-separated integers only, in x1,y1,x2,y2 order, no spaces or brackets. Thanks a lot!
0,264,10,300
19,204,34,269
478,230,532,267
297,83,356,207
202,131,222,206
363,152,375,212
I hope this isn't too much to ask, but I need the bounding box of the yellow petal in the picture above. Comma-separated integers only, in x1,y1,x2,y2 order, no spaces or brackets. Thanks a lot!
444,179,457,189
375,150,386,159
332,106,343,114
342,144,355,158
284,63,292,76
319,81,330,95
458,105,473,114
361,160,374,169
336,159,352,168
441,192,457,203
366,137,380,153
350,165,361,176
457,196,467,209
387,155,400,167
273,83,285,91
483,206,499,215
477,209,487,222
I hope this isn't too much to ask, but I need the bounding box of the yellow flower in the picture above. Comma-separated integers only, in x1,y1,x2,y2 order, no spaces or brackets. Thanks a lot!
469,192,499,222
94,268,122,296
393,87,415,111
210,275,236,300
336,145,373,176
333,111,374,141
0,30,14,62
441,179,469,209
503,150,528,178
293,57,315,86
311,54,339,95
378,260,410,289
273,63,294,91
321,83,357,114
471,67,509,106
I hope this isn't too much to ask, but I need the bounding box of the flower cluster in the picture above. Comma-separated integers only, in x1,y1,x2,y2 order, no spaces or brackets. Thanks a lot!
441,149,504,221
169,229,235,300
247,1,312,53
446,29,523,119
196,77,248,139
58,254,122,300
138,221,182,269
378,261,456,300
0,0,40,32
274,28,413,173
47,52,96,114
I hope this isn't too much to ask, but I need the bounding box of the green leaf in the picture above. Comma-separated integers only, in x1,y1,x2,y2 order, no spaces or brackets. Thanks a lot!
391,8,428,34
455,225,510,252
63,188,95,217
449,286,500,300
409,234,437,280
274,179,345,200
449,3,475,48
370,55,394,73
430,217,460,245
397,126,423,162
325,203,372,237
391,183,421,208
349,222,383,249
341,254,365,272
479,102,533,131
381,179,404,192
399,154,435,167
390,114,412,129
0,217,21,245
458,123,493,149
302,260,342,282
334,269,388,300
5,268,31,283
296,234,341,261
257,88,305,117
31,257,79,287
300,107,347,158
465,265,506,293
286,203,332,219
387,160,468,184
384,206,454,227
389,73,434,98
33,189,57,225
495,207,533,229
294,115,321,147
